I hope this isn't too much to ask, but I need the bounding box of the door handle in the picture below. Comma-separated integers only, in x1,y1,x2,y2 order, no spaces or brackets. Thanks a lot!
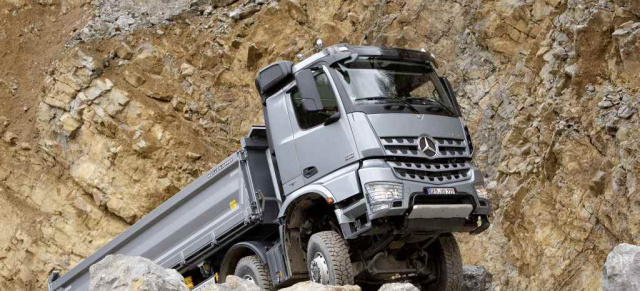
303,166,318,178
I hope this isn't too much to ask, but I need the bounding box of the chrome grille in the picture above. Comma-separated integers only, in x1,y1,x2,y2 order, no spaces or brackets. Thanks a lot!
380,137,420,158
387,160,472,185
433,138,468,157
380,136,473,184
380,136,471,159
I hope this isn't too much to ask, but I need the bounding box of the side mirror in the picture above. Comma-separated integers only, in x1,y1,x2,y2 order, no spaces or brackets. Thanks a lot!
439,77,462,115
295,69,323,112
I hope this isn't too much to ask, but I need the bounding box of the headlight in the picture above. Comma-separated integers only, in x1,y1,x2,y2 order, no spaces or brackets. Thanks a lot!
365,182,403,212
475,185,488,199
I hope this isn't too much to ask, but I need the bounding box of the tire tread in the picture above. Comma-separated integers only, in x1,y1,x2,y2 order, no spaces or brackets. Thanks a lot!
438,234,462,291
235,255,273,290
308,231,354,285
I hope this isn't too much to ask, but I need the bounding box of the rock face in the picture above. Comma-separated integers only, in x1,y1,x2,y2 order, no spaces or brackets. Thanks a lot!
602,244,640,291
0,0,639,290
462,266,493,291
90,254,189,291
73,0,194,43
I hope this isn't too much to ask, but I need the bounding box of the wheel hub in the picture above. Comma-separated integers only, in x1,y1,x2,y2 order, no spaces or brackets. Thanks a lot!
242,274,256,285
309,252,330,284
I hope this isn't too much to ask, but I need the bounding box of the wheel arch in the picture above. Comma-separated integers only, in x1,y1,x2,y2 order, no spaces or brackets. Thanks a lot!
278,186,344,278
219,241,272,283
278,184,336,220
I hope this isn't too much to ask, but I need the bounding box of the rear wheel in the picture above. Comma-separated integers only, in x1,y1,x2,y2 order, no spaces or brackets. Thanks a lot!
306,230,354,285
421,233,463,291
234,255,272,290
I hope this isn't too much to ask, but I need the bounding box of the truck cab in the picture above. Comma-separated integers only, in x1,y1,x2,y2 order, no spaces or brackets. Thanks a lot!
255,44,491,289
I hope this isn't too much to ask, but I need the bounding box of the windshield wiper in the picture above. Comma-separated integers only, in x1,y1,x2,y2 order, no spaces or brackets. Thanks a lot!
356,96,420,113
405,97,457,116
354,96,395,101
397,98,419,113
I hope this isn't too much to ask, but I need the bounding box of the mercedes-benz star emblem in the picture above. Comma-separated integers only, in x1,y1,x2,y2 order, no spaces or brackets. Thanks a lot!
418,136,437,157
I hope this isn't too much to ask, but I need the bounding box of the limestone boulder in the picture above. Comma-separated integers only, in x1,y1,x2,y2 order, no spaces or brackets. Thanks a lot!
602,244,640,291
462,266,493,291
377,282,418,291
89,254,189,291
197,276,259,291
280,282,360,291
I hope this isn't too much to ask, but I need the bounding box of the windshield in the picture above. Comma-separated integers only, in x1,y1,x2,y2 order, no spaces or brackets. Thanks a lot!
334,58,457,116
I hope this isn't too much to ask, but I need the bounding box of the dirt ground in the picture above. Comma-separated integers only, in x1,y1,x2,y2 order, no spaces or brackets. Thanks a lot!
0,1,91,142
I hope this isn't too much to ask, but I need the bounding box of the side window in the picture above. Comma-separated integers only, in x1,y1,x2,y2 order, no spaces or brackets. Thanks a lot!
290,72,339,130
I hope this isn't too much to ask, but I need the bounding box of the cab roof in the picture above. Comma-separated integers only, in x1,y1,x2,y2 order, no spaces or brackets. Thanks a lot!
293,43,438,73
255,44,438,102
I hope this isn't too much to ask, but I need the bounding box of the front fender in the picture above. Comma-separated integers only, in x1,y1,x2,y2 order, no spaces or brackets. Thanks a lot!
279,163,361,219
278,184,336,219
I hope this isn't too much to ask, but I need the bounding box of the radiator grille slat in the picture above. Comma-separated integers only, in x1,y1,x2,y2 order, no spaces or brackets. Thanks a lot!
390,161,471,172
388,160,472,184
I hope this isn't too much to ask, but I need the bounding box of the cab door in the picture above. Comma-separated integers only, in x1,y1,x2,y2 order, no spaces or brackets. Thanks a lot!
265,88,303,194
286,67,358,189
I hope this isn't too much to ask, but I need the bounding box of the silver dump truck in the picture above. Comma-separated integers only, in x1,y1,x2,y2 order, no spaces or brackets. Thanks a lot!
47,44,491,291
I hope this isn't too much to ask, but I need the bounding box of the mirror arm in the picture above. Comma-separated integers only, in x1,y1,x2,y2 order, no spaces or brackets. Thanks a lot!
324,112,341,126
343,53,359,65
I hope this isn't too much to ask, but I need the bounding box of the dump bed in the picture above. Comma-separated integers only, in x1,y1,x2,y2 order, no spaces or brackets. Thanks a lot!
49,126,278,291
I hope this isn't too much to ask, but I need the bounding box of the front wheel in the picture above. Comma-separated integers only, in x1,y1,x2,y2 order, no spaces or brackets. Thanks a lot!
234,255,272,290
422,233,463,291
306,231,354,285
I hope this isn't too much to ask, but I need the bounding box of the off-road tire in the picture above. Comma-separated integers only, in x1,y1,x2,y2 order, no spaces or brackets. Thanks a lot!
306,230,354,285
423,233,462,291
234,255,272,290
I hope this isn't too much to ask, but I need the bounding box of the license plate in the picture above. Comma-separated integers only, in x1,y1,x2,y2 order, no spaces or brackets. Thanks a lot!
425,187,456,195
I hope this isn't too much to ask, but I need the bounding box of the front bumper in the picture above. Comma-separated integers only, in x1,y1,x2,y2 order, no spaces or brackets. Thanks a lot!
336,159,491,238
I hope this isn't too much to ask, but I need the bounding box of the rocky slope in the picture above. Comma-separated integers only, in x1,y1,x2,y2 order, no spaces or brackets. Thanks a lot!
88,254,492,291
0,0,638,290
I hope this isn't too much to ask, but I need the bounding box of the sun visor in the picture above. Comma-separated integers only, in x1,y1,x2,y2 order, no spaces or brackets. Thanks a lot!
255,61,293,103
